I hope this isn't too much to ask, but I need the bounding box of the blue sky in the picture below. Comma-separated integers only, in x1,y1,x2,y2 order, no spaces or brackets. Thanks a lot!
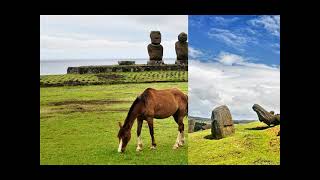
188,15,280,66
188,15,280,119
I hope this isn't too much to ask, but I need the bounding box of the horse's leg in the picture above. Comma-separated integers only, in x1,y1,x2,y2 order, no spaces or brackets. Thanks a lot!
136,116,143,152
178,114,185,146
147,118,156,150
172,111,184,149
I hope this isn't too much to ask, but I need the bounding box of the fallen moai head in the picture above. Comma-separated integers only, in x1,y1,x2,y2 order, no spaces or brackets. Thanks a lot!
252,104,280,126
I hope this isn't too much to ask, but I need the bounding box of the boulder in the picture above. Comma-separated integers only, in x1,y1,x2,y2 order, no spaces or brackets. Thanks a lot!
194,122,207,132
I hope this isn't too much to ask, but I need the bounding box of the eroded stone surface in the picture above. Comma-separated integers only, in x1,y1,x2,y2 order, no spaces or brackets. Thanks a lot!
211,105,235,139
252,104,280,126
175,32,188,65
188,119,195,133
147,31,164,65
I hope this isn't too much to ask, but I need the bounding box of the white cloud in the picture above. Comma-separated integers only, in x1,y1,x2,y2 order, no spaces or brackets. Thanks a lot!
249,15,280,37
40,15,188,59
210,16,239,25
243,27,257,35
215,51,245,65
189,54,280,120
207,28,253,51
271,43,280,54
189,46,204,59
189,16,206,28
214,51,276,69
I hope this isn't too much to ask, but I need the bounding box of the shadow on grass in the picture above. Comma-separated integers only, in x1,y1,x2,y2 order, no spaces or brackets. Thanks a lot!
203,134,220,140
245,126,271,130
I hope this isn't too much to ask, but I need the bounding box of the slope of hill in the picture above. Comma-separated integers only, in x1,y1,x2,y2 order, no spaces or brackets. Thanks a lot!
188,121,280,165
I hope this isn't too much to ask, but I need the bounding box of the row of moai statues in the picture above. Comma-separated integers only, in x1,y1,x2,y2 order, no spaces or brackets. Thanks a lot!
147,31,188,65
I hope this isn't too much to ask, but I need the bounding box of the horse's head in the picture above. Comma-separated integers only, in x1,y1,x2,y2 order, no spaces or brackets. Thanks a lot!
117,122,131,153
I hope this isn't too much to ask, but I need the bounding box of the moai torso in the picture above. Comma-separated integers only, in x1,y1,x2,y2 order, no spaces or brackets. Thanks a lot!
148,44,163,60
175,32,188,65
175,42,188,60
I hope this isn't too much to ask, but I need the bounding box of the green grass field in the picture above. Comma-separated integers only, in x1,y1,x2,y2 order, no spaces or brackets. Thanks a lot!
40,82,188,165
40,72,280,165
40,71,187,87
188,122,280,165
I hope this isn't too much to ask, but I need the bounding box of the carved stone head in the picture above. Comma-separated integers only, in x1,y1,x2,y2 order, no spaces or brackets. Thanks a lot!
150,31,161,44
178,32,187,42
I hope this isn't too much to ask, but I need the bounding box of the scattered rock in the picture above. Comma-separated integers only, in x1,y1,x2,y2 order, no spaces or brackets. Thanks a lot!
188,119,195,133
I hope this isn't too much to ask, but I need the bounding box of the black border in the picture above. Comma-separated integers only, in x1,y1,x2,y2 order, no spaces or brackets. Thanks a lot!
26,0,290,178
39,0,281,15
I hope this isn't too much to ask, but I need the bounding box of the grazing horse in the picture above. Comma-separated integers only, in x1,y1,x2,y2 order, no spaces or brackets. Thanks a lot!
117,88,188,153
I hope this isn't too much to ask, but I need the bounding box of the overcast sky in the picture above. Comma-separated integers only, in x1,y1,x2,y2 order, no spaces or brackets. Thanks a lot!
188,15,280,120
40,15,188,60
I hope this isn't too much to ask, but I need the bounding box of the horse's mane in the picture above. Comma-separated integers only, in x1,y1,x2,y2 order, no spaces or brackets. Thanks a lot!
127,96,143,117
140,88,151,106
122,91,149,128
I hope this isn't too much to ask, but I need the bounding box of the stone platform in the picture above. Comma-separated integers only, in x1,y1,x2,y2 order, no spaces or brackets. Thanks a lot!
67,64,188,74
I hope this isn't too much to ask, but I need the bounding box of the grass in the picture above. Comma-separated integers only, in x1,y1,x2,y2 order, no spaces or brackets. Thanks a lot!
188,121,280,165
40,82,188,165
40,71,187,87
40,73,280,165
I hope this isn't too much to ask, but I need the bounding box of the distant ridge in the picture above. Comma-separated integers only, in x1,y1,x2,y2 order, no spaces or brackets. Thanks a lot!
188,116,257,124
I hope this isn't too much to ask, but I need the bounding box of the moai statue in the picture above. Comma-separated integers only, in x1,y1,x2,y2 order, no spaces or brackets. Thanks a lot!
211,105,235,139
175,32,188,65
147,31,164,65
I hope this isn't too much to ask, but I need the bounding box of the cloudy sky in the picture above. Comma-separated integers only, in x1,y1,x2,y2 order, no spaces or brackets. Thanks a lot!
188,15,280,119
40,15,188,60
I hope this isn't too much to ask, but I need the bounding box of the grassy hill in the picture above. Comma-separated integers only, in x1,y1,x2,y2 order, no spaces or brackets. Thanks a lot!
40,82,188,165
188,121,280,165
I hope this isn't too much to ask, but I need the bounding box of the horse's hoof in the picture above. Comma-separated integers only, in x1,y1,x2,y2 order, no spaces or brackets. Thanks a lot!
173,144,179,149
136,147,143,152
150,146,156,150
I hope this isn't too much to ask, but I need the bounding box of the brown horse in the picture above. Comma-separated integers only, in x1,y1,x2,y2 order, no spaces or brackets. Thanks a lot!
117,88,188,153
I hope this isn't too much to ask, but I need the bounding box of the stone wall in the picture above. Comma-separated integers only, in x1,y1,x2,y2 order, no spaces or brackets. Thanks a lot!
67,64,188,74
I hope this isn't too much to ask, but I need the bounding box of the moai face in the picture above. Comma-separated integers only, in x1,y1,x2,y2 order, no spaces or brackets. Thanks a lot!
178,32,187,42
150,31,161,45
